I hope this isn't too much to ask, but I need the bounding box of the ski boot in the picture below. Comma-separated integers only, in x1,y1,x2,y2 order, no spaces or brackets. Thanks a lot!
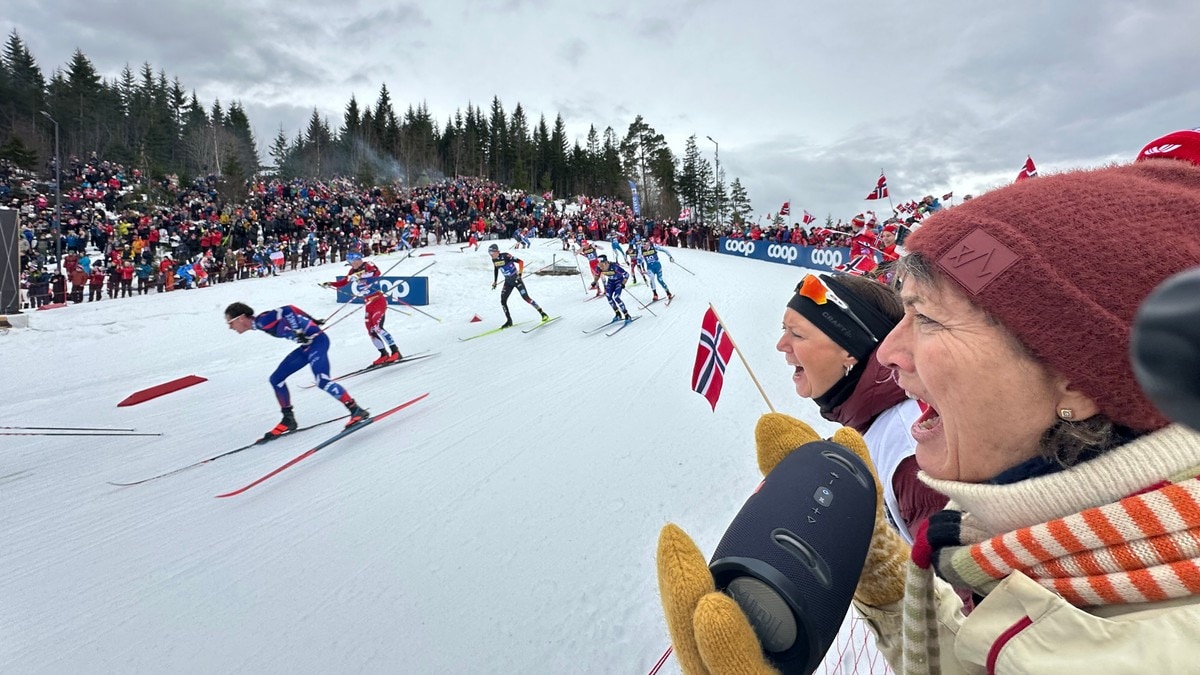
344,400,371,428
386,346,402,363
652,291,660,301
500,318,514,329
372,350,390,366
622,311,633,322
539,310,550,321
262,406,297,442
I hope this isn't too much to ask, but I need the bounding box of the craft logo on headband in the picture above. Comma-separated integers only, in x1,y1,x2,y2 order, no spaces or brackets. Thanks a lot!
718,237,852,272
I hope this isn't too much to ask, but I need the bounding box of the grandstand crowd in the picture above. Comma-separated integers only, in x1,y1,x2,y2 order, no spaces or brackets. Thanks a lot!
2,154,927,309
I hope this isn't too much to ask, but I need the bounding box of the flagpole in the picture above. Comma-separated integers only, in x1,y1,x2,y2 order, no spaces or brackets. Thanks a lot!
708,303,775,413
883,168,894,213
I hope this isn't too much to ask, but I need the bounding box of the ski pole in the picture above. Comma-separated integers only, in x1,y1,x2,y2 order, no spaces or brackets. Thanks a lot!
624,288,658,317
573,253,590,292
0,431,163,437
670,258,696,276
322,302,365,332
393,297,442,322
386,305,412,317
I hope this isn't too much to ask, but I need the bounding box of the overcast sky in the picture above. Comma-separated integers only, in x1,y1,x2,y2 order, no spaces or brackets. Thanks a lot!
8,0,1200,220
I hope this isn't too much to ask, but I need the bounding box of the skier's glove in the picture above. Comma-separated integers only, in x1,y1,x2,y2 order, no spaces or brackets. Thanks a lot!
294,330,312,346
312,318,325,326
656,413,910,674
319,281,333,288
491,282,497,290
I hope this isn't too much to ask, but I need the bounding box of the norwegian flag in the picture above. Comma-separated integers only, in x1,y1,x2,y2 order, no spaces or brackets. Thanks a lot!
691,307,736,411
942,191,953,201
778,201,791,216
802,209,815,224
835,253,879,277
678,207,692,221
1016,156,1038,182
865,172,889,200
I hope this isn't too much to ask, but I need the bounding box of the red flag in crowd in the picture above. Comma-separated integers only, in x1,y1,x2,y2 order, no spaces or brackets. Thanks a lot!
691,307,736,411
802,209,815,224
865,172,889,200
778,201,791,216
942,191,953,201
678,207,692,221
1016,156,1038,182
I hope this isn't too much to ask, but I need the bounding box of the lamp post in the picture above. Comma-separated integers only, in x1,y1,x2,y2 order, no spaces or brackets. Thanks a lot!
705,135,720,226
40,111,62,274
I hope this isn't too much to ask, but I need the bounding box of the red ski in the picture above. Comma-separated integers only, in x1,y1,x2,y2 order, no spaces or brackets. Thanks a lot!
215,392,429,498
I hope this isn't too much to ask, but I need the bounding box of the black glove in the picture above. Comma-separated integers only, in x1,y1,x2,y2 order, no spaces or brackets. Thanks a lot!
312,318,325,326
294,330,312,346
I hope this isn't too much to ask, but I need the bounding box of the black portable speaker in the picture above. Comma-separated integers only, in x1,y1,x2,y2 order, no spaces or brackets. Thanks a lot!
709,441,877,675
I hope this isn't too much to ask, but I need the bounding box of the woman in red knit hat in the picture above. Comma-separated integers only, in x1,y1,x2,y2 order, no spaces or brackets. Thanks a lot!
657,131,1200,674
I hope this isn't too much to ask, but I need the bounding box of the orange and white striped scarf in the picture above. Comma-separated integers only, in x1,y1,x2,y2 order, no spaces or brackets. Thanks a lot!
901,472,1200,675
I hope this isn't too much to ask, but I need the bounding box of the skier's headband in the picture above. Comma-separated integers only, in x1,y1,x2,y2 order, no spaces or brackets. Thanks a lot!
787,274,887,360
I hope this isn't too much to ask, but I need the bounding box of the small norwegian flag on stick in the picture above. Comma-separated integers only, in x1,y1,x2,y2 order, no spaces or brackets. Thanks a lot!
778,201,791,216
1016,156,1038,182
691,305,775,412
865,172,889,200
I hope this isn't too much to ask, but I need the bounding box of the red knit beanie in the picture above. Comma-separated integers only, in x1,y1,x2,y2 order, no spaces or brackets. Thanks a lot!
904,160,1200,432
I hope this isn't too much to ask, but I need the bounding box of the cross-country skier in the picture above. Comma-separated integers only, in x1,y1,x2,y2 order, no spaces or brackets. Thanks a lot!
320,251,402,366
513,227,532,249
595,255,632,322
577,239,602,296
224,302,370,439
460,230,480,252
489,243,550,328
608,230,628,263
637,239,675,302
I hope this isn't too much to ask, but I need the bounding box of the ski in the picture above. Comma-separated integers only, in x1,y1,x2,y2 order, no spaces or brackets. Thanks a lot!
301,351,439,388
458,322,529,341
108,416,348,486
1,425,137,432
522,316,561,333
582,317,624,335
5,431,162,437
215,392,430,498
606,316,641,337
584,292,606,302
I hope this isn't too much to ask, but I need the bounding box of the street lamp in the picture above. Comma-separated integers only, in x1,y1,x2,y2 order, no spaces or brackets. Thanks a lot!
40,111,62,274
705,135,720,226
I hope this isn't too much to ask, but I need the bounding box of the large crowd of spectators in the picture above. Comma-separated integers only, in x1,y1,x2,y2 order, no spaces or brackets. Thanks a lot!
2,153,915,309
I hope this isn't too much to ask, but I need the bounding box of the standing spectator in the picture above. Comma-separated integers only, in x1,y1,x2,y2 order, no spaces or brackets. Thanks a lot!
119,261,134,298
51,271,68,304
88,267,105,301
69,265,88,303
135,260,153,295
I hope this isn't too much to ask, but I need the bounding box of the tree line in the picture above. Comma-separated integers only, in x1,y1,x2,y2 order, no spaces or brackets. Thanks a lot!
0,30,757,223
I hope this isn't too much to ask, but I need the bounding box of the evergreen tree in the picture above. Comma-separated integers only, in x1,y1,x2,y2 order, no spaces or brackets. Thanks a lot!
727,177,752,224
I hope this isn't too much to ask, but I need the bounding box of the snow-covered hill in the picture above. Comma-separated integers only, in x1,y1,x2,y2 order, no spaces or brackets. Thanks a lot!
2,239,849,674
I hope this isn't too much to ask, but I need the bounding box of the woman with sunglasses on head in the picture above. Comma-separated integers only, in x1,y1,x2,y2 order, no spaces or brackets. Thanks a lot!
659,131,1200,674
779,272,948,544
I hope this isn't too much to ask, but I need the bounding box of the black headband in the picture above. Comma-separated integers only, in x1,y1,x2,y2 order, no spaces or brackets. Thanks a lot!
786,274,897,360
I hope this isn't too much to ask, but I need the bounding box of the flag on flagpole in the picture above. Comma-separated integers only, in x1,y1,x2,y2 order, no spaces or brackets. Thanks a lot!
778,201,791,216
678,207,692,221
691,307,736,411
865,172,889,200
802,209,815,224
1016,156,1038,182
942,191,953,201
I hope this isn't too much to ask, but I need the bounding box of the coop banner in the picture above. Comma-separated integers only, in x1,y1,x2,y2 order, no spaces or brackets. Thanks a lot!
335,276,430,306
717,237,854,273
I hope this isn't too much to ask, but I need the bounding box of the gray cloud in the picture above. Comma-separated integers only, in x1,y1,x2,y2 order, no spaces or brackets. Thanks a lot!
5,0,1200,219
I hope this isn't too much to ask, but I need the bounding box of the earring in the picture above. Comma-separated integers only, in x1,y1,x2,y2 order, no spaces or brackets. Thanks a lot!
1058,408,1075,421
844,364,853,377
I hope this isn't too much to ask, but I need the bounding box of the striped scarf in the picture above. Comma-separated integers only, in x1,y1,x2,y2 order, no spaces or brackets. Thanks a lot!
900,469,1200,675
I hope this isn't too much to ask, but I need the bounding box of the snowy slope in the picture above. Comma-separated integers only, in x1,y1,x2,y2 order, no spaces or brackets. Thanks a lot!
1,239,846,674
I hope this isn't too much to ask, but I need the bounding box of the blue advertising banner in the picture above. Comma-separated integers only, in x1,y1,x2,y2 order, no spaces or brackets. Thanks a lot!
717,237,853,273
335,276,430,305
628,179,641,217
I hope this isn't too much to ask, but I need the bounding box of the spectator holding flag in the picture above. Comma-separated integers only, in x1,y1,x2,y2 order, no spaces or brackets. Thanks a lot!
777,273,946,544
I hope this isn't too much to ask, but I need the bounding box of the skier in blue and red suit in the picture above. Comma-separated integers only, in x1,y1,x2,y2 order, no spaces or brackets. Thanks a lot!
595,255,632,322
224,301,370,440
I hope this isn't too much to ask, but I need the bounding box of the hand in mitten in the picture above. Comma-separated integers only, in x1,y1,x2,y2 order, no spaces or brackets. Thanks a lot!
656,414,912,675
657,523,780,675
754,413,909,607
